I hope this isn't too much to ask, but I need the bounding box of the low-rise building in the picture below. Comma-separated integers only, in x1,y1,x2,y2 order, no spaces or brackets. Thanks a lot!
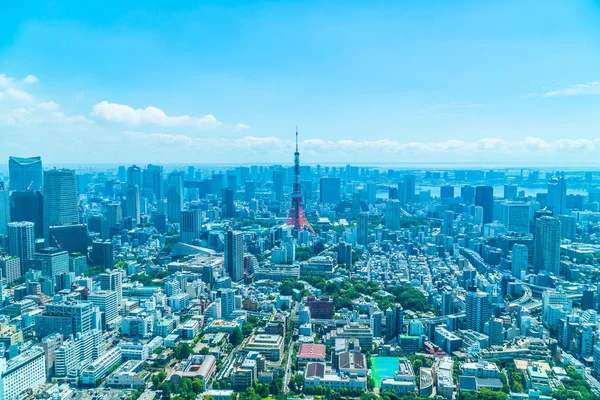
107,360,148,387
304,362,367,391
241,334,284,362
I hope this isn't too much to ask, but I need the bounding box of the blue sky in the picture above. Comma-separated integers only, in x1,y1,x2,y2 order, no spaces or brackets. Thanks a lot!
1,0,600,165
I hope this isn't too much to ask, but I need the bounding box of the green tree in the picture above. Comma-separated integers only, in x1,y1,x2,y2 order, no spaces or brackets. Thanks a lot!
229,327,244,346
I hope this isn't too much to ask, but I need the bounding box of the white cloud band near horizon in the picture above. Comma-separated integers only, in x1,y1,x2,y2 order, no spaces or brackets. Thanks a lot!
117,131,600,163
544,81,600,97
92,101,222,128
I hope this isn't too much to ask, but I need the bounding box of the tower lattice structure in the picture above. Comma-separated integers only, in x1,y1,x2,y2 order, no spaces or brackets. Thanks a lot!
287,129,314,233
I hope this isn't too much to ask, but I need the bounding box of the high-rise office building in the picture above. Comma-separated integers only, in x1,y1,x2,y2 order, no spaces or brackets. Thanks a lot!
461,185,475,204
98,270,123,305
547,176,567,216
89,290,119,328
357,212,369,245
222,188,235,218
244,181,255,202
43,169,79,241
125,184,140,225
48,224,88,254
384,199,401,230
320,177,341,204
0,347,46,400
385,304,404,341
442,210,454,236
401,174,416,203
0,256,21,284
10,191,43,238
106,203,122,230
441,289,454,316
511,244,528,279
500,202,530,234
272,169,285,200
92,240,114,270
167,172,183,223
475,186,494,224
7,221,35,275
466,290,492,333
34,248,69,280
440,185,455,199
0,189,9,236
533,216,561,275
220,289,235,320
8,156,43,191
142,164,163,201
504,184,518,200
127,165,142,189
180,209,202,244
224,230,244,282
36,301,93,338
559,214,576,241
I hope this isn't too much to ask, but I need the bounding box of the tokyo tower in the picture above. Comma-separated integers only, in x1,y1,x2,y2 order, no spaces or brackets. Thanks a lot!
286,128,314,233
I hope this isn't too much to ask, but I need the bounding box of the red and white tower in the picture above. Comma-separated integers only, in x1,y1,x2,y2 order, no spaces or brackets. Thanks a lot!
287,128,314,233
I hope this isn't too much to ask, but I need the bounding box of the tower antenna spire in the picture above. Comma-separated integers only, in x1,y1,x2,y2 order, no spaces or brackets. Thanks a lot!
295,126,299,152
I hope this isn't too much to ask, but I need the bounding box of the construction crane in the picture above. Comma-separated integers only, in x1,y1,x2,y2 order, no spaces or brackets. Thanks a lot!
26,179,34,191
52,234,63,249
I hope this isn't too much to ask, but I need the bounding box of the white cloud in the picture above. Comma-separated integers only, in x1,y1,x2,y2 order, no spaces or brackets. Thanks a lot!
37,101,60,111
4,88,34,103
0,74,14,88
92,101,221,128
23,74,39,84
232,123,251,132
543,81,600,97
0,72,91,127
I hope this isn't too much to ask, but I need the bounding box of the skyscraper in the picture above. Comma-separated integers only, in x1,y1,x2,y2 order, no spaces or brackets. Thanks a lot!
320,177,341,204
504,184,518,200
142,164,163,201
99,270,123,305
125,184,140,225
533,216,561,275
0,188,10,236
461,185,475,204
272,169,285,200
222,188,235,218
180,209,202,244
127,165,142,189
167,172,183,223
500,202,530,234
8,221,35,275
92,240,114,270
244,180,255,202
475,186,494,224
466,290,491,333
385,304,404,341
442,210,454,235
89,290,119,328
220,288,235,320
511,244,528,279
440,185,455,200
10,191,44,238
34,248,69,280
224,230,244,282
106,203,122,230
43,169,79,241
357,212,369,245
384,199,401,230
9,156,43,191
547,176,567,216
402,174,416,203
